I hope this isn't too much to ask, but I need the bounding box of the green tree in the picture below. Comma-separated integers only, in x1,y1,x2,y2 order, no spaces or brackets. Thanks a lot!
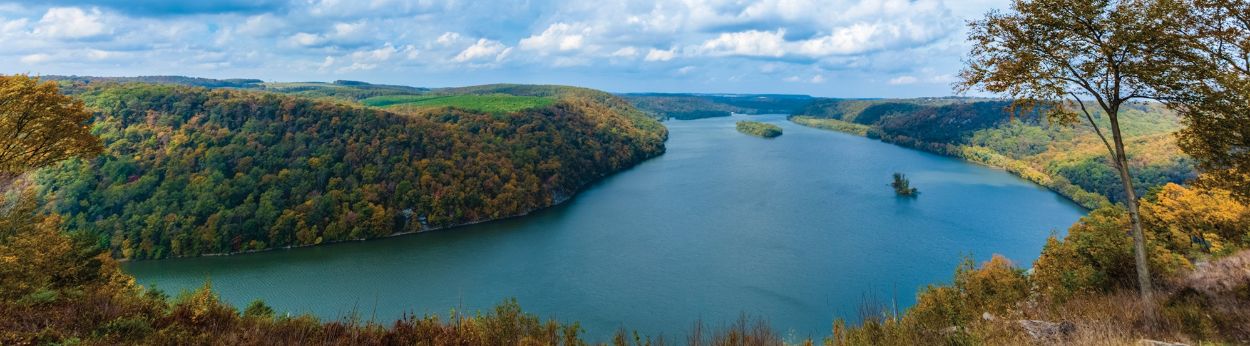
0,75,102,186
957,0,1185,323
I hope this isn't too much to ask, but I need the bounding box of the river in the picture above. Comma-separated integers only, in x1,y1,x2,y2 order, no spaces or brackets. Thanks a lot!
125,114,1084,341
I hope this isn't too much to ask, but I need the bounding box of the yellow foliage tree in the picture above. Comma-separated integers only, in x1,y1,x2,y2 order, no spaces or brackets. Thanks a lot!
0,75,101,186
1141,182,1250,256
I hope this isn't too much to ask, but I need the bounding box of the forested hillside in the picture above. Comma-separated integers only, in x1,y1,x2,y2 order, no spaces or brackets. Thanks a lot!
793,99,1192,208
622,93,812,120
33,81,665,259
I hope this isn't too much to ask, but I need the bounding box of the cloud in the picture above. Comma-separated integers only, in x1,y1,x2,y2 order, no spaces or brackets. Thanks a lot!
0,0,1006,97
888,75,918,85
284,21,373,48
519,22,587,54
37,0,286,16
304,0,446,18
436,32,461,45
696,29,787,58
19,53,49,64
289,32,322,47
233,14,284,36
610,46,637,58
644,47,675,62
453,38,511,63
785,74,826,84
34,7,107,39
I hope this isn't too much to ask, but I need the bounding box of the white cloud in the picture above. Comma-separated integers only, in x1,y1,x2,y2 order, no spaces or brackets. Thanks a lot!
644,47,675,62
519,22,588,54
785,74,826,84
436,32,461,45
318,56,336,71
338,62,377,72
289,32,322,47
19,53,49,64
889,75,918,85
283,21,371,48
351,44,397,61
304,0,447,18
33,7,106,39
1,17,28,35
453,38,511,63
0,0,1000,96
697,29,787,58
694,18,951,59
610,46,637,57
235,14,283,36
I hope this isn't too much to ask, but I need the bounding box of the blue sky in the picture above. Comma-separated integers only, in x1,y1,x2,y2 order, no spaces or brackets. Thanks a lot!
0,0,1010,97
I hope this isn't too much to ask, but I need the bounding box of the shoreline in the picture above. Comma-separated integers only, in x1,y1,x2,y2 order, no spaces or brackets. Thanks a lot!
788,115,1097,211
119,150,660,263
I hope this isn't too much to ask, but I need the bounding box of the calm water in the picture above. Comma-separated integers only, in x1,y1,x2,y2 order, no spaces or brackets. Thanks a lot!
125,114,1084,341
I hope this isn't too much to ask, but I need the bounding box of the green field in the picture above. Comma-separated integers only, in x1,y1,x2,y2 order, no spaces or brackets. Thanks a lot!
363,94,556,113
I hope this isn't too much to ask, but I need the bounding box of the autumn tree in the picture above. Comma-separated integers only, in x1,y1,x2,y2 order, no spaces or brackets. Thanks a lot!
1159,0,1250,202
957,0,1185,323
0,75,101,187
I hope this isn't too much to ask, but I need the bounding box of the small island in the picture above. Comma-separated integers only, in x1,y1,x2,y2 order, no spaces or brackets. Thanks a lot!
892,172,919,197
736,121,783,138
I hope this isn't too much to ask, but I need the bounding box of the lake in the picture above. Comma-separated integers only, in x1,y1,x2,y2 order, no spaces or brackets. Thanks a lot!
125,114,1085,341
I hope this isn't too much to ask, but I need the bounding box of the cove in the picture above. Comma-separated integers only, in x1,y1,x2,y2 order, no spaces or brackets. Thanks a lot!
124,114,1085,341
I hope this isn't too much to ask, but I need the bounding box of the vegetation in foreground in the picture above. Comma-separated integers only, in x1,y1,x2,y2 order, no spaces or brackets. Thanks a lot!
735,121,783,138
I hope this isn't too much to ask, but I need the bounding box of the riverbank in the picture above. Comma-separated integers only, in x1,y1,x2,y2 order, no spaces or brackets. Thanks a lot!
789,115,1105,209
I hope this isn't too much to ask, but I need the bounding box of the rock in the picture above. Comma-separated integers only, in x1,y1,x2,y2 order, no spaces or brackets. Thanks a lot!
1017,319,1075,341
1137,339,1189,346
982,312,996,321
1177,249,1250,297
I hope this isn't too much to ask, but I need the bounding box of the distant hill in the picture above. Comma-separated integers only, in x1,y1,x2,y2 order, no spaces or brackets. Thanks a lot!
44,75,265,88
621,93,813,120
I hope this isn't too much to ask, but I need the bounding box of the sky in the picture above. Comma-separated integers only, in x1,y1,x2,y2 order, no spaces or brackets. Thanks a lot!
0,0,1011,98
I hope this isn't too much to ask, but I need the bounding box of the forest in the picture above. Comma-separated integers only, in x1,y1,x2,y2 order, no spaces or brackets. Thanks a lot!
735,121,783,138
29,80,665,259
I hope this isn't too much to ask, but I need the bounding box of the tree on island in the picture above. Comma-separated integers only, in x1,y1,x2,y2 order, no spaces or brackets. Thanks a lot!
891,173,919,197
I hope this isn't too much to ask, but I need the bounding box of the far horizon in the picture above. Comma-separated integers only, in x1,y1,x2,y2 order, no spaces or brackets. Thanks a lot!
0,0,1009,98
35,73,998,99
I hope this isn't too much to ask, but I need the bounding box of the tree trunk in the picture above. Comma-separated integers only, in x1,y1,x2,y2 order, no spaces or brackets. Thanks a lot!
1107,112,1157,326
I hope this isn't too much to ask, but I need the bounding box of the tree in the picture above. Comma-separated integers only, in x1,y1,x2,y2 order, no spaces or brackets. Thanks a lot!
956,0,1184,323
1159,0,1250,202
891,173,918,197
0,75,102,187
